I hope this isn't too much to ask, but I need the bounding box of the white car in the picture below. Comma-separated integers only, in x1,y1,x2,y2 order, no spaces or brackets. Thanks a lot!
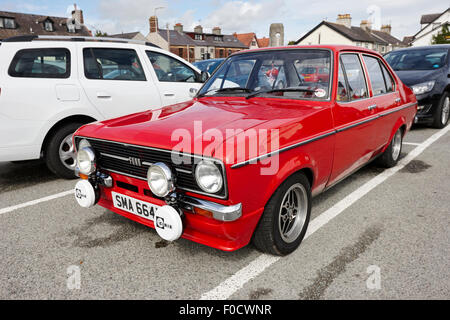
0,35,206,178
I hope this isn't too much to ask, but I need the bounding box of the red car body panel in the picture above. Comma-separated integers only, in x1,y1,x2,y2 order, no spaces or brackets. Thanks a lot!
74,45,417,251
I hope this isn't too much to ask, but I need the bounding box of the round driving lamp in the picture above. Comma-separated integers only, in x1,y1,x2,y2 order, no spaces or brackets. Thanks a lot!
195,160,223,194
77,138,91,151
76,147,96,175
147,163,175,197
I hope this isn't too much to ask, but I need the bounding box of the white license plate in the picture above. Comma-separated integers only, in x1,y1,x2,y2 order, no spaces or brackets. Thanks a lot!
111,192,160,221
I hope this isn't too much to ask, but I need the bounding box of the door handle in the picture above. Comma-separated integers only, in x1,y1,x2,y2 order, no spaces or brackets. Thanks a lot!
97,92,111,99
164,93,175,97
395,98,401,103
368,104,377,110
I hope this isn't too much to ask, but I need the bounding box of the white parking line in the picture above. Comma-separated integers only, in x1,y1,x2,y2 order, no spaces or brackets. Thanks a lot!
0,190,73,215
403,142,421,146
200,125,450,300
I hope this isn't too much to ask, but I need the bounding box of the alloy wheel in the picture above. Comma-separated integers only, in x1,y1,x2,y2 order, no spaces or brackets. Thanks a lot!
278,183,308,243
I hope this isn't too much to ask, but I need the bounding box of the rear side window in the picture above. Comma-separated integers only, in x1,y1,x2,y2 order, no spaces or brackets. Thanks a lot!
363,55,387,96
337,62,349,102
340,54,368,101
380,62,395,92
9,48,70,78
83,48,146,81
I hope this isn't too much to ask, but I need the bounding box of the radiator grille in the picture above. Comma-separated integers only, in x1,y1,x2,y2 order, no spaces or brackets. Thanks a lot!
75,137,226,198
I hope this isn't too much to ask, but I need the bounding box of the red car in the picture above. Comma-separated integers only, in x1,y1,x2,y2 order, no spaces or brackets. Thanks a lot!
73,46,417,256
298,66,330,82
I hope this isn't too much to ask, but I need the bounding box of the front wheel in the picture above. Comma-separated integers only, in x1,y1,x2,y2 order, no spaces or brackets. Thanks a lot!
377,128,403,168
252,172,311,256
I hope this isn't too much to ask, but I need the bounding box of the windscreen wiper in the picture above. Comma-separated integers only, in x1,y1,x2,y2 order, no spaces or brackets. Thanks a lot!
246,87,317,99
197,87,252,98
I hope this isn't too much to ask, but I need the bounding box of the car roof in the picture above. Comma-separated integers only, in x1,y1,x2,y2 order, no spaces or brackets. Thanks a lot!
387,44,450,53
232,44,381,56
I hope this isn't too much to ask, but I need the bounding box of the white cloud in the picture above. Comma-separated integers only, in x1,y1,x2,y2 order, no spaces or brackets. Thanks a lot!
89,0,167,35
202,0,285,36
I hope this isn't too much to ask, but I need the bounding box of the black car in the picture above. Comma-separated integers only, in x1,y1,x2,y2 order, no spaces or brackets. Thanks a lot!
385,45,450,128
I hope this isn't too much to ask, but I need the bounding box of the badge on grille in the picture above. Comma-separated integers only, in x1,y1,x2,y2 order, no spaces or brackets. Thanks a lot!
128,157,142,166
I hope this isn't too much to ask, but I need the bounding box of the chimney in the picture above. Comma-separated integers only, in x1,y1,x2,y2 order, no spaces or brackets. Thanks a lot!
381,24,391,34
212,27,221,35
149,16,158,33
360,20,372,31
71,3,84,24
174,23,183,33
194,25,203,34
336,14,351,28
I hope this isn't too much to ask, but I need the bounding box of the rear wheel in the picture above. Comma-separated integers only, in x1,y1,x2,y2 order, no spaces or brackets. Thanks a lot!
432,92,450,129
252,172,311,256
377,128,403,168
44,122,83,179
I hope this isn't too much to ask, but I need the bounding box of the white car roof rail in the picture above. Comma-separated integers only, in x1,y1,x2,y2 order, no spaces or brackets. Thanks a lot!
1,35,161,48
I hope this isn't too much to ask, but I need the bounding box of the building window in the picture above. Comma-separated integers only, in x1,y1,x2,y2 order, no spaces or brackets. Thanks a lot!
219,49,224,57
251,40,256,46
44,20,53,32
356,42,361,46
1,17,16,29
364,43,369,48
195,34,202,40
228,49,232,56
214,36,223,42
381,46,385,53
200,48,205,53
178,48,184,57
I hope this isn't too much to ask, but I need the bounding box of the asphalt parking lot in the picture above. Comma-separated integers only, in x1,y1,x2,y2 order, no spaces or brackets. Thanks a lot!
0,125,449,300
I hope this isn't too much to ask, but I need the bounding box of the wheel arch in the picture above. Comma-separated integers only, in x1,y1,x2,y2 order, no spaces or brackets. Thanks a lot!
40,114,97,155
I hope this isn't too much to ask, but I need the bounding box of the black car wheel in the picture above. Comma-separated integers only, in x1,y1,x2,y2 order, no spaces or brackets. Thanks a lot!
433,92,450,129
44,122,84,179
252,172,311,256
377,127,403,168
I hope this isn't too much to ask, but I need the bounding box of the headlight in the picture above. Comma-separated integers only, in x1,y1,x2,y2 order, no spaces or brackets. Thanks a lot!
77,138,91,152
195,160,223,194
77,147,96,175
411,80,435,95
147,163,175,197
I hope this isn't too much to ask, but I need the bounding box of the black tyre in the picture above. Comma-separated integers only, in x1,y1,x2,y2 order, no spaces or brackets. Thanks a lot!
432,92,450,129
252,172,311,256
44,122,84,179
377,127,403,168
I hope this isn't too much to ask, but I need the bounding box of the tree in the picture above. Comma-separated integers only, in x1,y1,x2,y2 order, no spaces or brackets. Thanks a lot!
95,30,108,37
431,24,450,44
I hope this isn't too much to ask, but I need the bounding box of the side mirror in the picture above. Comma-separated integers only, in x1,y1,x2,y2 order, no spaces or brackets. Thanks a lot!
200,71,209,83
189,88,198,98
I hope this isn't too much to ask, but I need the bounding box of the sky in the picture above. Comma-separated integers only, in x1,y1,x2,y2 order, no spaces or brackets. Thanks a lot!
0,0,448,42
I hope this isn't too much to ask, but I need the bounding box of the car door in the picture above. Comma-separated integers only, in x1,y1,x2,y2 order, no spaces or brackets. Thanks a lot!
328,53,378,186
362,54,401,150
79,45,162,120
144,50,203,105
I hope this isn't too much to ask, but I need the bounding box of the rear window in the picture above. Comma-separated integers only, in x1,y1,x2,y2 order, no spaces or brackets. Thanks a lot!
8,48,70,78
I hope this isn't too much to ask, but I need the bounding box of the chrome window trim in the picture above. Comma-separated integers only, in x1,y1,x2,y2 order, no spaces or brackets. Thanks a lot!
198,47,334,102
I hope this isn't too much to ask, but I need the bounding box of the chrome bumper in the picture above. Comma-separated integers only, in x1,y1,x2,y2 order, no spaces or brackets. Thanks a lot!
180,196,242,222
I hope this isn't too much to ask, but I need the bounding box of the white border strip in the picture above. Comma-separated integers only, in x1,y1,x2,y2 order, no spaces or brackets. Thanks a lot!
0,190,73,215
200,125,450,300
